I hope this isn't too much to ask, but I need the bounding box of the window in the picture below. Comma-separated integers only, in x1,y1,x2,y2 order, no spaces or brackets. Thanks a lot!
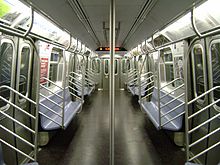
211,41,220,107
115,60,118,75
126,59,131,71
122,59,126,73
104,60,109,75
0,42,13,108
48,48,63,87
97,59,101,73
161,48,174,84
18,46,30,100
92,59,96,71
91,59,101,73
192,45,205,99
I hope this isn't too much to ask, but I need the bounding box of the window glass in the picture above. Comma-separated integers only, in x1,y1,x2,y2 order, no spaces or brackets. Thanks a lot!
126,59,131,71
104,60,109,75
19,47,30,100
97,59,100,73
165,64,174,82
122,59,126,73
0,42,13,107
115,60,118,74
92,59,96,71
211,42,220,106
161,48,174,84
48,49,63,87
49,52,59,83
193,45,205,97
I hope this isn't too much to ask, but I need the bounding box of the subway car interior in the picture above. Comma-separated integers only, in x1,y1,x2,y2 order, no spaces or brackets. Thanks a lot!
0,0,220,164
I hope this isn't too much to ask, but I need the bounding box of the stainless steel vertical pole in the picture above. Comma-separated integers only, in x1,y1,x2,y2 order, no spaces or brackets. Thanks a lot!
109,0,115,164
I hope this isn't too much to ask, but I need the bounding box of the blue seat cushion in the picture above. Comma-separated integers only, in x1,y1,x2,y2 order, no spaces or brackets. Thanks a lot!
140,87,184,131
77,85,94,96
39,88,82,130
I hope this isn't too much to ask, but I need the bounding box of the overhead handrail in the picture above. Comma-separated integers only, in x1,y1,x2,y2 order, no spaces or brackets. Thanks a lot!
23,6,34,38
191,6,202,38
73,38,79,53
65,33,72,51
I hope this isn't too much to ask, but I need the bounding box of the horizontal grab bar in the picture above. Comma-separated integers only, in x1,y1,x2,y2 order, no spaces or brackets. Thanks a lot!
189,113,220,134
40,85,63,99
0,96,36,120
160,78,184,89
189,141,220,161
0,125,34,148
160,93,185,109
189,127,220,148
69,91,84,101
39,112,62,126
40,94,63,109
160,84,184,100
161,102,185,118
0,110,35,134
0,139,35,161
0,85,36,105
161,111,185,127
40,77,63,89
39,103,62,117
188,98,220,119
187,86,220,105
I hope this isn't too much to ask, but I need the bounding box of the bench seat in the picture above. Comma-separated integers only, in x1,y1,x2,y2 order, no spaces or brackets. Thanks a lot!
39,88,82,130
140,87,184,131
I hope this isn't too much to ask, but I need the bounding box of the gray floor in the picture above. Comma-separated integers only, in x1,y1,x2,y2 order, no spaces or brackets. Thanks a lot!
37,90,185,165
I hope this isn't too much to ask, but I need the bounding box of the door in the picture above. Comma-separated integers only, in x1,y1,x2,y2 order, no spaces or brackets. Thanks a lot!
102,59,109,90
114,59,120,90
91,58,101,89
206,36,220,165
0,35,17,165
15,38,33,164
190,40,209,164
102,58,121,90
120,58,129,88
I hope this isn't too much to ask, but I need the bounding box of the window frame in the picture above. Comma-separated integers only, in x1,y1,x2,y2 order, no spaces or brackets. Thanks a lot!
17,43,32,103
0,38,16,111
209,39,220,112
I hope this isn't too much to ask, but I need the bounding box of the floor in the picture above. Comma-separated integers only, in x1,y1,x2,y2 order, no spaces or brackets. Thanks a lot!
37,90,185,165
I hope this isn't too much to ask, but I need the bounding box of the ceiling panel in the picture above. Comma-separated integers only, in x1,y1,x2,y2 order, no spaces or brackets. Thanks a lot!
21,0,203,50
123,0,203,49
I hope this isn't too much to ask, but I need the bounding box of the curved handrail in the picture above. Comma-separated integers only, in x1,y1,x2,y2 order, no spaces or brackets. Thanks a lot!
23,6,34,38
65,34,72,51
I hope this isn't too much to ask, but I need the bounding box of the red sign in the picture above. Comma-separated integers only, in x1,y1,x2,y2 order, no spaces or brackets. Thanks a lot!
40,58,49,84
96,47,127,51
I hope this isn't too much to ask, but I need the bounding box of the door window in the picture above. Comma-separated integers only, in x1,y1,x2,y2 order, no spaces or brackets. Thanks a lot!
0,42,14,108
161,48,174,85
115,60,118,75
210,41,220,107
192,44,205,99
104,60,109,75
18,46,30,100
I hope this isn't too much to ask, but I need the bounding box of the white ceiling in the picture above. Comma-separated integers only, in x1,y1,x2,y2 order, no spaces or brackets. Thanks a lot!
21,0,203,50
